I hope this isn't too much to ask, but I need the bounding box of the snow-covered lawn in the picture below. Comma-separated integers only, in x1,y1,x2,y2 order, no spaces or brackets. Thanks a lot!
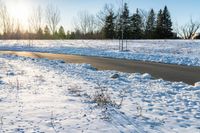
0,54,200,133
0,40,200,66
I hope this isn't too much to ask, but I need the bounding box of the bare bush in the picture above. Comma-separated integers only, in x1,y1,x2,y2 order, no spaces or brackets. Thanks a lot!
92,85,124,108
50,111,58,133
93,87,113,107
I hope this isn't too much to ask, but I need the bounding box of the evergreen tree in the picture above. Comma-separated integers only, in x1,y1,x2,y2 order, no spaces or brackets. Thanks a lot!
69,32,76,39
103,9,116,39
15,26,22,39
130,9,143,39
44,25,51,39
54,30,59,39
74,29,82,39
145,9,156,39
156,6,173,39
117,3,131,39
58,26,66,39
37,27,43,39
162,6,173,38
155,9,163,39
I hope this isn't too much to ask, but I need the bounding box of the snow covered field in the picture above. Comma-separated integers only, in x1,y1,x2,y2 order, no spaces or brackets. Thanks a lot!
0,54,200,132
0,40,200,66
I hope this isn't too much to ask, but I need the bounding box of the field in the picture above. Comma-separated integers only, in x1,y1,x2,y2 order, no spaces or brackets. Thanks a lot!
0,40,200,66
0,40,200,133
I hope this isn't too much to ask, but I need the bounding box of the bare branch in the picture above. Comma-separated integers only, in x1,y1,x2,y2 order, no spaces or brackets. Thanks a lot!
73,10,96,34
46,4,60,35
176,18,200,39
29,6,43,33
0,1,13,34
96,4,115,31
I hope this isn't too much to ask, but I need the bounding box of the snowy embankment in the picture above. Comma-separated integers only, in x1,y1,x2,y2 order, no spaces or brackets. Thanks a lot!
0,55,200,132
0,40,200,66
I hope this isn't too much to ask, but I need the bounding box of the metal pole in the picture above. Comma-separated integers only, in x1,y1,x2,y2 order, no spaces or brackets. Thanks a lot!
121,0,124,51
126,39,127,51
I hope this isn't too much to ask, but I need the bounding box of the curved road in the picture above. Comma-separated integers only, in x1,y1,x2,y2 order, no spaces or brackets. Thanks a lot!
0,50,200,85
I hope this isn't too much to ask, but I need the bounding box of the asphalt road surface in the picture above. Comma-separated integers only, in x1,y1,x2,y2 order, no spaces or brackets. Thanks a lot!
0,50,200,85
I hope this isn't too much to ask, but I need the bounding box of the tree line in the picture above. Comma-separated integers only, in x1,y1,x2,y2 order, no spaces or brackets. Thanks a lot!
72,3,199,40
0,1,66,39
0,0,200,40
102,4,175,39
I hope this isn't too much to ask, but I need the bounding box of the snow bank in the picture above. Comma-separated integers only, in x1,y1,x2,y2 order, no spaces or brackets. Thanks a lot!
195,82,200,87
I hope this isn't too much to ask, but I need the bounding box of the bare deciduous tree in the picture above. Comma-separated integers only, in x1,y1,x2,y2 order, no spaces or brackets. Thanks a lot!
29,6,43,33
73,10,96,34
0,1,13,34
176,19,200,39
138,9,148,31
46,4,60,35
96,4,115,31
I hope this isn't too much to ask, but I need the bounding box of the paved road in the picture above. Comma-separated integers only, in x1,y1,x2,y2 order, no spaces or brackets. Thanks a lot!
0,50,200,85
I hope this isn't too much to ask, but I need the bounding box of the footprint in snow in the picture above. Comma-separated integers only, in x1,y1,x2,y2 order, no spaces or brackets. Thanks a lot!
7,71,15,76
0,80,4,85
15,128,25,133
179,123,191,128
194,113,200,119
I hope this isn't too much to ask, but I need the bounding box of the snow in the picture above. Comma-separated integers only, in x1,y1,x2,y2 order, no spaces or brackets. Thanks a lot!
0,40,200,66
195,82,200,87
0,54,200,132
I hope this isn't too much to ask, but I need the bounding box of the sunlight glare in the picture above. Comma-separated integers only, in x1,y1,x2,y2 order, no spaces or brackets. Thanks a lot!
7,1,31,28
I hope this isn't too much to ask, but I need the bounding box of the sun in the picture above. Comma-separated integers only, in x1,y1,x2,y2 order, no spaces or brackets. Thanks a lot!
7,1,31,28
10,3,29,19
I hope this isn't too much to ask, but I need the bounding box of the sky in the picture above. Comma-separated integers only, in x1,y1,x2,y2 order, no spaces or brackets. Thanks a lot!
2,0,200,31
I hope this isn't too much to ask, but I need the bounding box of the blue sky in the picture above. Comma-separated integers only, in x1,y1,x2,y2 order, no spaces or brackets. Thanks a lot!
3,0,200,31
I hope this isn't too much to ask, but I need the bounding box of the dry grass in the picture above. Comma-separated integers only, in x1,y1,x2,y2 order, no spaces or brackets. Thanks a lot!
92,85,125,109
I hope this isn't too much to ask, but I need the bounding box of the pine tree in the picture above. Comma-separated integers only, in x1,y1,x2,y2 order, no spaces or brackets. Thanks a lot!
156,6,173,39
58,26,66,39
54,30,59,39
145,9,156,39
103,9,116,39
117,3,131,39
15,25,22,39
37,27,43,39
130,9,143,39
44,25,51,39
155,9,163,39
162,6,173,38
